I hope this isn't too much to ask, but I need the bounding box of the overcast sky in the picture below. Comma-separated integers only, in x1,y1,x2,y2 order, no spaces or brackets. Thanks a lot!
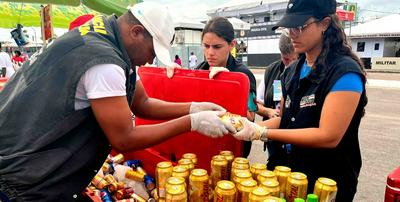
145,0,400,22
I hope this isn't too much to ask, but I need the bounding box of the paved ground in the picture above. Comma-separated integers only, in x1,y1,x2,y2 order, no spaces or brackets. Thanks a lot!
247,70,400,201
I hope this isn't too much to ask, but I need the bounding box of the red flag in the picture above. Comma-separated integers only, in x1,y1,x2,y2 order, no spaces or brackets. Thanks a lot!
69,14,94,31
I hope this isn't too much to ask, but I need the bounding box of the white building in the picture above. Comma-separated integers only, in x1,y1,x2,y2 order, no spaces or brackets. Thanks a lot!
171,20,205,68
207,0,289,67
345,14,400,70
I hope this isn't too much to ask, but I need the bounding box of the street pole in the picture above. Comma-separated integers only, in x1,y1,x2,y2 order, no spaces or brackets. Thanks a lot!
30,27,38,52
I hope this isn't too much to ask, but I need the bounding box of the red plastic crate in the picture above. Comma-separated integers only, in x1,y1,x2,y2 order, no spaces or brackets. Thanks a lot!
385,167,400,202
120,67,250,176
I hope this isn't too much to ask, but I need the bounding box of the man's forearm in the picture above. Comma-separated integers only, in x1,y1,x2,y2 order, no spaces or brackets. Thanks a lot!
134,97,190,120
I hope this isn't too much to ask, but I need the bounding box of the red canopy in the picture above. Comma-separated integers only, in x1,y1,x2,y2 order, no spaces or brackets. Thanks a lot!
336,8,355,22
68,14,94,30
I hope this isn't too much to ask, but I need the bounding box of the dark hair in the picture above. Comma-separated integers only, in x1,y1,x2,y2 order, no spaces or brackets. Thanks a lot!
175,55,179,59
317,14,367,117
316,14,365,75
124,11,152,39
14,50,21,56
0,42,2,50
202,17,234,43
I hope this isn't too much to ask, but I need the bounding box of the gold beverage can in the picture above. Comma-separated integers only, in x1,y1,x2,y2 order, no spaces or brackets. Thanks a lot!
274,166,291,198
166,183,187,202
220,112,244,131
178,158,195,172
250,163,267,180
285,172,308,202
313,177,337,202
249,186,270,202
114,189,126,200
233,170,253,187
172,166,190,186
156,161,174,199
136,166,147,176
231,163,250,181
260,179,280,197
103,174,117,184
108,182,119,193
101,162,112,174
237,179,257,202
125,170,145,181
257,170,277,184
111,153,125,164
117,182,125,190
232,157,249,168
166,176,186,192
182,153,198,166
220,151,234,179
189,169,210,202
214,180,236,202
210,155,228,189
263,196,284,202
91,175,109,189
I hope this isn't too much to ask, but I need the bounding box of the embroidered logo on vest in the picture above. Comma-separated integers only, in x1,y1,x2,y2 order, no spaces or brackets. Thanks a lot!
299,94,316,108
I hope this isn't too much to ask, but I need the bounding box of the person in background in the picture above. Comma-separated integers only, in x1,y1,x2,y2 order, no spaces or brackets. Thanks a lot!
0,3,236,201
12,50,25,64
256,31,298,120
174,54,182,66
239,40,247,53
232,0,367,200
188,51,197,69
196,16,257,157
0,43,14,78
256,30,298,152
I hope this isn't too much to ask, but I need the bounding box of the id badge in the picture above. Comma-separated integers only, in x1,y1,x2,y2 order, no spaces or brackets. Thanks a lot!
273,80,282,102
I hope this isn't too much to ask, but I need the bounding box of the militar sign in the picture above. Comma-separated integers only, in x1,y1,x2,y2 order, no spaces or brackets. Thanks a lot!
372,57,400,70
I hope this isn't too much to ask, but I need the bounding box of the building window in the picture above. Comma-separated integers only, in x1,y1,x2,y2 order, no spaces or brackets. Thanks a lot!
374,43,380,50
357,42,365,52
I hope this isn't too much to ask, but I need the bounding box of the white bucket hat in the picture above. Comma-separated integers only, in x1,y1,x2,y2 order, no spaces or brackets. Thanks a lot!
129,2,175,66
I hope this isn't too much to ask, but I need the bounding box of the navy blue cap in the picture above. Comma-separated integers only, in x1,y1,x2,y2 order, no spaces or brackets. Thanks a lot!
272,0,337,30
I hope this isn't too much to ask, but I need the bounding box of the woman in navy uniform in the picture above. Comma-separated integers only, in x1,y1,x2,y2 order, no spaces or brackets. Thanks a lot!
196,17,257,157
233,0,367,200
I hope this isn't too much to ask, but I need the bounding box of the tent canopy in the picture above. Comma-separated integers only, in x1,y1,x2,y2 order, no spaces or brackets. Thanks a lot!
0,2,98,28
0,0,142,28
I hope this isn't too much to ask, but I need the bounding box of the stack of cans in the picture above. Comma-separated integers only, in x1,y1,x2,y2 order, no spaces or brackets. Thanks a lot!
89,151,338,202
